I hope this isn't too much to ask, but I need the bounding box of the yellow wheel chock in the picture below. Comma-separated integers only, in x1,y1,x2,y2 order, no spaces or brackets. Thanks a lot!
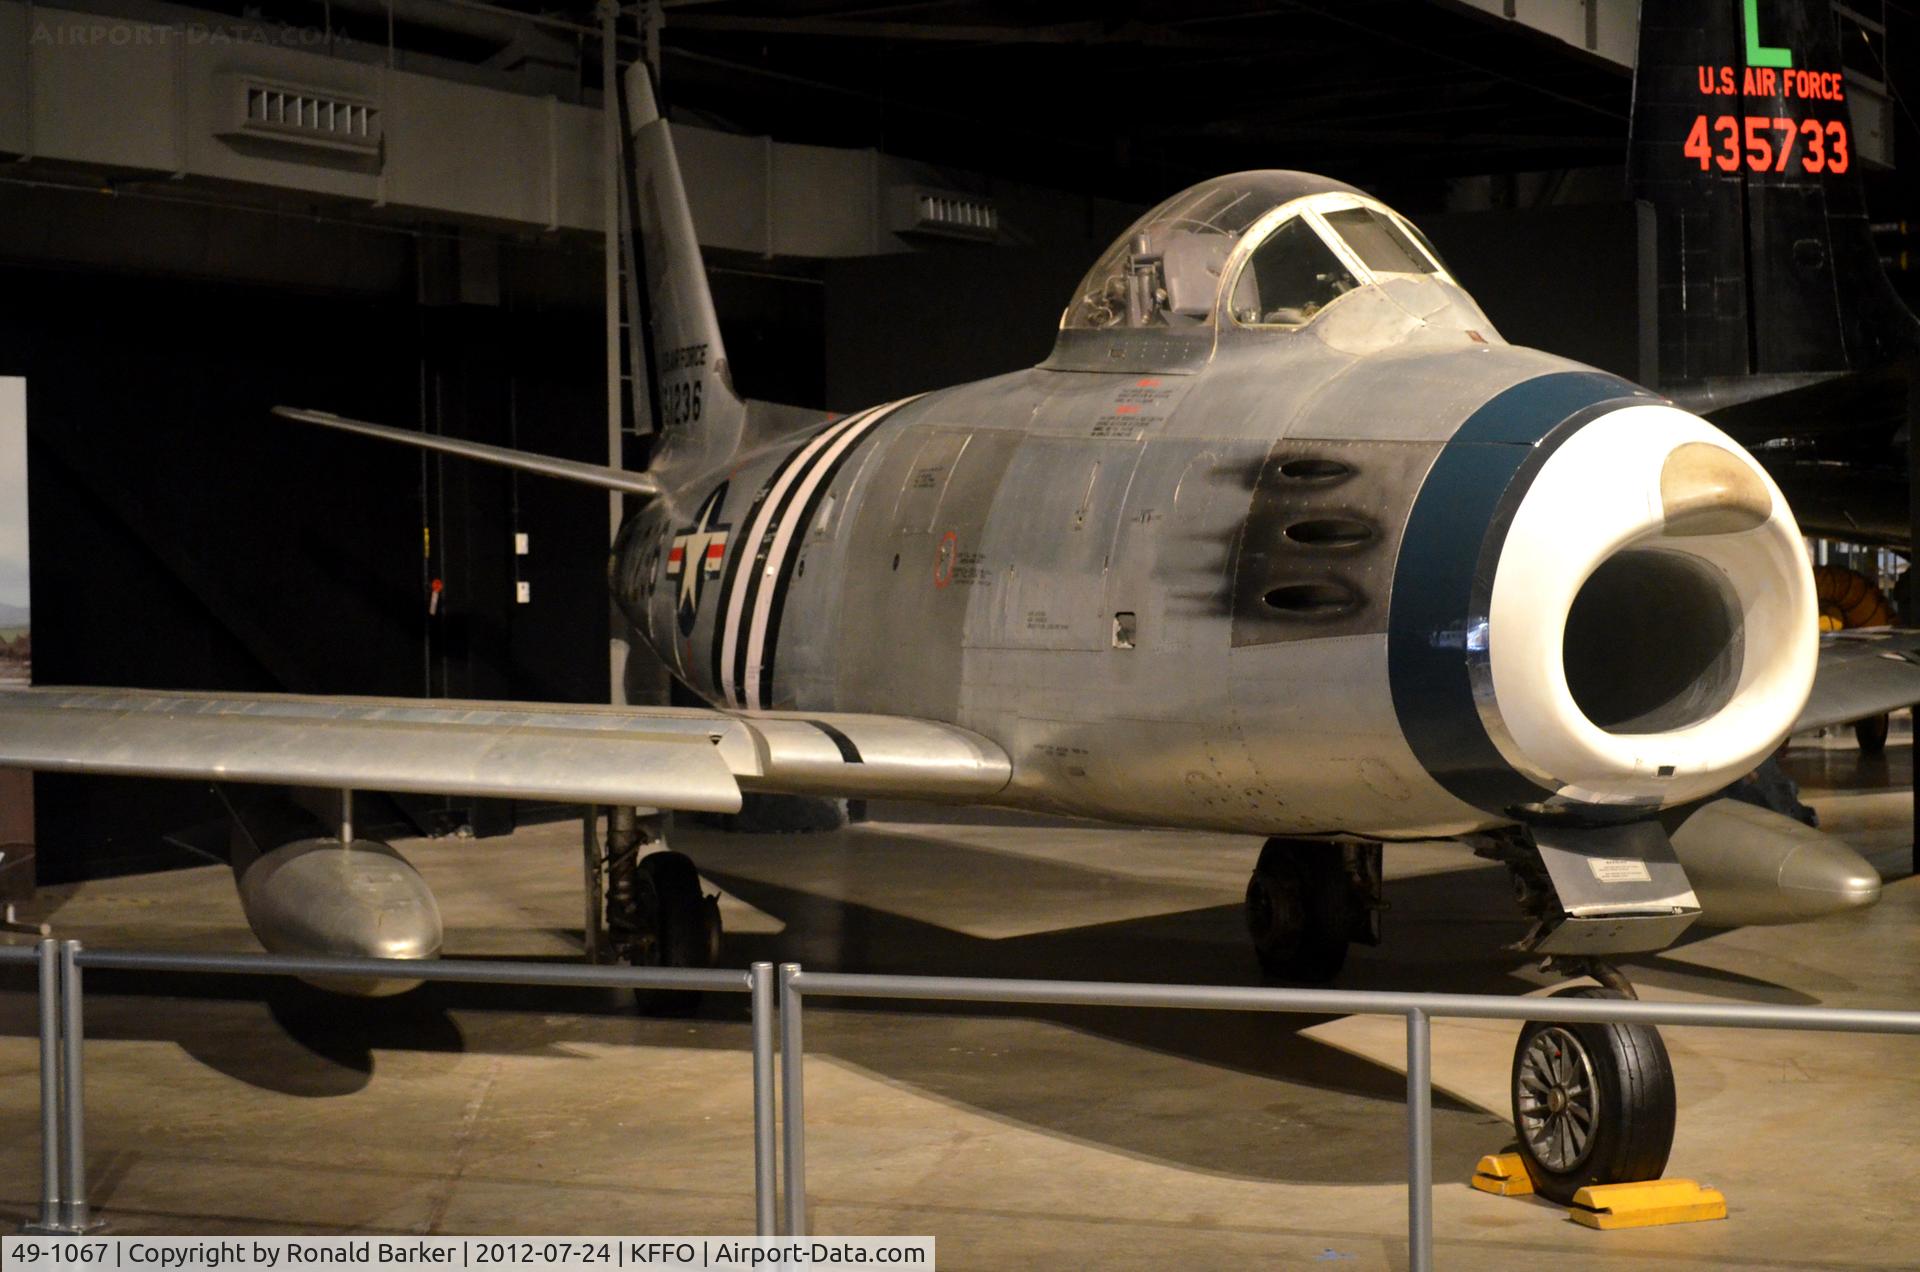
1470,1153,1535,1196
1470,1153,1727,1228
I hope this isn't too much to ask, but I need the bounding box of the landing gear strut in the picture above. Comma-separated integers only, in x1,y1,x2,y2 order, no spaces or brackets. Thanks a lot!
1243,838,1382,982
1479,827,1682,1199
584,806,723,1014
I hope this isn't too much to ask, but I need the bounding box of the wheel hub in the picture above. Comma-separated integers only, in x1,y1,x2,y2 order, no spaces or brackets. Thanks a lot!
1516,1026,1599,1173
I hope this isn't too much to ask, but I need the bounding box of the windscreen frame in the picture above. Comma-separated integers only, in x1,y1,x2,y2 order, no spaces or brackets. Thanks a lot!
1219,192,1459,333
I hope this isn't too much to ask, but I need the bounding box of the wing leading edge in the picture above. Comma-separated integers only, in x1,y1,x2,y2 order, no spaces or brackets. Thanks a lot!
0,688,1012,811
1793,631,1920,734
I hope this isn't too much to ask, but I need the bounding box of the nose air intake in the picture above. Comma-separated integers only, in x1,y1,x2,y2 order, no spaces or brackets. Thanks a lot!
1561,551,1743,734
1486,404,1812,806
1389,372,1817,819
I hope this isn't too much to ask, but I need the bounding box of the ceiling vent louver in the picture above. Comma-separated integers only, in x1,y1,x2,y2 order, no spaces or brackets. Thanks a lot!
889,186,999,242
218,75,382,158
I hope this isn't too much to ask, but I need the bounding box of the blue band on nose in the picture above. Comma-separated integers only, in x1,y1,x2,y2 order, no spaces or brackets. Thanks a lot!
1387,371,1658,817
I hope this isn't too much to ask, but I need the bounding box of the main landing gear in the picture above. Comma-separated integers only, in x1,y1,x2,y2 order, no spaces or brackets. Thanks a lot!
584,806,723,1014
1243,838,1383,982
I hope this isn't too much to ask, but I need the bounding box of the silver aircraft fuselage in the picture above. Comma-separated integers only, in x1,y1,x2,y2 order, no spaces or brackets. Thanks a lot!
613,179,1814,844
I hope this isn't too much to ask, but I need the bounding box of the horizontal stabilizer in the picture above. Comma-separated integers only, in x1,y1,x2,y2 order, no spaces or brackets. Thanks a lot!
275,407,661,498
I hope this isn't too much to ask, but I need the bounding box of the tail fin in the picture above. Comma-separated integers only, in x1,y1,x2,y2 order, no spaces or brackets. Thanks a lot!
619,63,748,477
1630,0,1920,385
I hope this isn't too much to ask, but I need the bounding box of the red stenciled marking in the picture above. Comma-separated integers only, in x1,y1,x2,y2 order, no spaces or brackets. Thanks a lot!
933,530,957,590
1683,113,1848,174
1136,378,1161,387
1115,405,1140,415
667,547,685,563
705,544,725,559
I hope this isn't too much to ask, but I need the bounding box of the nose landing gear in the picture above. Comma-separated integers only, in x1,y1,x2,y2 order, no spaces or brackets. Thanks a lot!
1470,823,1690,1198
1511,977,1677,1203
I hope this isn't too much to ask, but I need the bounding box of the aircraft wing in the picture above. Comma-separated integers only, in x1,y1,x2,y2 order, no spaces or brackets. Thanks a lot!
1794,631,1920,734
0,687,1012,812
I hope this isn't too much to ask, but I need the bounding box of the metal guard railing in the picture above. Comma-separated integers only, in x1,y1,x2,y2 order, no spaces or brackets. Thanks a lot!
5,940,1920,1272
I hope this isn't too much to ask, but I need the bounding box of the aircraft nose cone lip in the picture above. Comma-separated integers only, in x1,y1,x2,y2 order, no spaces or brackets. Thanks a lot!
1778,841,1884,911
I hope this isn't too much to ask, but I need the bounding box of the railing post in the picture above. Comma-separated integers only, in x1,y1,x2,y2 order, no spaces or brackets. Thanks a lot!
31,937,62,1231
750,962,777,1237
1406,1007,1433,1272
779,963,806,1237
59,940,95,1232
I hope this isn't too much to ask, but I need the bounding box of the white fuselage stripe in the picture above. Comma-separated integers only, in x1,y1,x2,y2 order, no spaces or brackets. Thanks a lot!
717,404,881,706
741,401,909,708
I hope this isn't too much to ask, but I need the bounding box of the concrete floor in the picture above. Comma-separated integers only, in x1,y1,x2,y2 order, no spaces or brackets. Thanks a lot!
2,739,1917,1270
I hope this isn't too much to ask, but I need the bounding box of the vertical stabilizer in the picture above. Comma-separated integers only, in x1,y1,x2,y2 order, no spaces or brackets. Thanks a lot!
621,63,748,478
1631,0,1920,385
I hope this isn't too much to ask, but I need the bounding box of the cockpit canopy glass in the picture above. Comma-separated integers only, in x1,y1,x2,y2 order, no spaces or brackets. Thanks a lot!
1320,206,1438,277
1228,217,1358,328
1062,172,1450,333
1064,172,1359,331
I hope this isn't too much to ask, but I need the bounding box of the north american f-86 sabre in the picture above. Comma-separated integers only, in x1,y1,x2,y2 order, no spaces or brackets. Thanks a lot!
4,21,1915,1201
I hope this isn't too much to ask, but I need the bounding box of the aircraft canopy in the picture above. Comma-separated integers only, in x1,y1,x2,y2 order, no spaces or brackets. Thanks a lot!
1063,171,1449,332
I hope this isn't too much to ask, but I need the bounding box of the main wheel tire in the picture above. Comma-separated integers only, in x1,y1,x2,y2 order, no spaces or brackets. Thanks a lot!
1855,713,1891,757
1245,841,1350,982
1510,986,1676,1204
629,851,722,1015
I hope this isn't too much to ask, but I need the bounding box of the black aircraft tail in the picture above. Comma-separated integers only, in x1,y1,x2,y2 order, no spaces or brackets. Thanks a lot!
1631,0,1920,391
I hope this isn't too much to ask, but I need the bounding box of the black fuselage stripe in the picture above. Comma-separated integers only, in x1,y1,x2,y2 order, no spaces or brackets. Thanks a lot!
707,416,856,705
724,410,886,706
808,720,864,764
752,413,901,707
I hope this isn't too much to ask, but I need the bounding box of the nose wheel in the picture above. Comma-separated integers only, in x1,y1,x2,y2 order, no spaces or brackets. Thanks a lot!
1510,985,1676,1203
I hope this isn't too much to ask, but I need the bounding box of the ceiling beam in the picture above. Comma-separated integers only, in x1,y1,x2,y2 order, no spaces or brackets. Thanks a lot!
664,13,1246,49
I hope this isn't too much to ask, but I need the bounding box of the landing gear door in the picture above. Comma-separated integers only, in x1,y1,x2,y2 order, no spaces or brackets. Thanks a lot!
1530,820,1701,955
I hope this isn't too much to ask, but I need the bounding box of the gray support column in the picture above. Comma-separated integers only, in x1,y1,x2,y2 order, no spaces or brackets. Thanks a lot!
750,962,776,1236
35,937,61,1230
779,964,806,1236
1405,1007,1433,1272
1909,365,1920,876
600,0,627,705
58,940,90,1231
